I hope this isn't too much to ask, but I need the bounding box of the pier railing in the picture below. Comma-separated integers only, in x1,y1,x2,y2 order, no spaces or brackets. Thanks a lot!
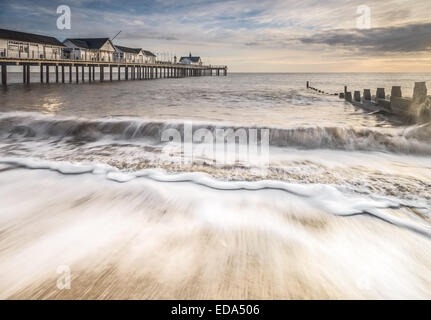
0,57,228,86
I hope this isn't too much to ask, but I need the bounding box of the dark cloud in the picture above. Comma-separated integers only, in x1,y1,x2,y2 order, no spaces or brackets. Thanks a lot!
297,23,431,54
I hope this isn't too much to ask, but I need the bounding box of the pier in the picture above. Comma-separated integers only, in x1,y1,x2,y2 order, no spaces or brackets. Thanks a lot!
0,58,227,86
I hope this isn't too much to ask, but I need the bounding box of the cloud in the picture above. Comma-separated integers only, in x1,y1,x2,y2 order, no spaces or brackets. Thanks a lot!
295,23,431,55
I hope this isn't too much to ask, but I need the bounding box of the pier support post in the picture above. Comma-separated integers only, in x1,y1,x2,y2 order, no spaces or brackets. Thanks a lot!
55,65,59,83
23,65,26,83
125,66,128,80
363,89,371,100
40,65,43,83
82,66,84,82
69,65,72,83
88,66,91,82
110,65,113,81
46,65,50,83
92,65,95,81
61,66,65,83
75,65,79,83
26,65,30,84
118,66,121,81
1,63,6,86
100,65,104,82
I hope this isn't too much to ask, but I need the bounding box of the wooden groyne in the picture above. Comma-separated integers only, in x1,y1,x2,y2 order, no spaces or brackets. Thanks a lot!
0,58,228,86
307,81,431,123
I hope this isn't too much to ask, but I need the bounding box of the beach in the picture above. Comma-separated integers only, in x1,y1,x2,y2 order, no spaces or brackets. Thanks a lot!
0,73,430,299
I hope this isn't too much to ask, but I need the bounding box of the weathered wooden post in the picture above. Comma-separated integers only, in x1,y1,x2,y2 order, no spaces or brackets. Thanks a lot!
110,65,113,81
26,65,30,84
61,65,65,83
75,65,79,83
391,86,402,98
55,65,59,83
1,63,6,86
23,65,26,83
100,65,104,82
40,65,43,83
118,66,121,81
125,66,129,80
345,92,352,102
376,88,385,99
306,81,309,88
81,66,84,82
413,82,427,103
354,91,361,102
344,86,347,93
339,92,345,99
69,65,72,83
46,65,50,83
363,89,371,100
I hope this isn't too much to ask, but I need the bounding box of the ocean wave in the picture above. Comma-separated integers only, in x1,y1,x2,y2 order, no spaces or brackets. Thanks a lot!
0,112,430,154
0,156,430,238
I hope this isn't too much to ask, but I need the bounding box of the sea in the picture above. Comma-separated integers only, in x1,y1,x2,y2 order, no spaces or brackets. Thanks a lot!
0,72,430,299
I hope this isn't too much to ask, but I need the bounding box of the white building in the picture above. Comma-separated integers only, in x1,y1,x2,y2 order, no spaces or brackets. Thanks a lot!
179,53,202,65
0,28,65,59
114,46,157,63
62,38,116,62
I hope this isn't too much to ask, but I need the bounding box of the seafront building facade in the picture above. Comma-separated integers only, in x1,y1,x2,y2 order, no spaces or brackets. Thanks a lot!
0,28,65,60
0,28,228,86
62,38,116,62
0,28,195,65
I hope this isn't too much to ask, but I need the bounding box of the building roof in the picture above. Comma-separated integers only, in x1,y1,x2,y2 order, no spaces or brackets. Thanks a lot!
143,50,156,57
0,28,65,47
65,38,111,50
115,45,142,54
179,55,201,63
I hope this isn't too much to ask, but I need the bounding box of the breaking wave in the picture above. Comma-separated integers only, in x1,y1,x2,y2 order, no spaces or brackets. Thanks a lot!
0,112,430,155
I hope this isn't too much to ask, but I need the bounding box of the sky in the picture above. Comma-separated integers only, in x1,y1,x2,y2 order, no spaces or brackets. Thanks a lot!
1,0,431,72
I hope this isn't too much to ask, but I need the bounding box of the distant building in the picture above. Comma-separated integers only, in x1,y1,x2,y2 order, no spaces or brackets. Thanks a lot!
63,38,116,62
0,28,65,59
142,50,156,63
114,46,157,63
114,45,143,63
179,53,202,65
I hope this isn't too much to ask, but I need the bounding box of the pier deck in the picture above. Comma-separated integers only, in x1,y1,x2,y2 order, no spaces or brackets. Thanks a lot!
0,57,228,85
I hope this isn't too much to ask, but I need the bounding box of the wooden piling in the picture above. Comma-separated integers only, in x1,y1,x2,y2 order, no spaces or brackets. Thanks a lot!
376,88,385,99
413,82,427,103
46,65,49,83
363,89,371,100
345,92,352,102
82,66,84,82
55,65,59,83
1,63,6,86
61,66,65,83
75,65,79,83
100,65,104,82
354,91,361,102
26,65,30,84
23,65,26,83
69,65,72,83
391,86,402,98
40,65,43,83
